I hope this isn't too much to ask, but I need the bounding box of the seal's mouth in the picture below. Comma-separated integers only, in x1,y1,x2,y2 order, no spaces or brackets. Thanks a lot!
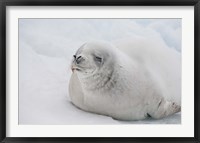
71,66,82,72
72,68,81,71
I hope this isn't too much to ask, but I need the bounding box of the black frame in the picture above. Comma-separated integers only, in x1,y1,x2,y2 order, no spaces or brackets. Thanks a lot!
0,0,199,143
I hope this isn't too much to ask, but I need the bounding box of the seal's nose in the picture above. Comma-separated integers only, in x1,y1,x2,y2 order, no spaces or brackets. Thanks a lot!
76,56,82,64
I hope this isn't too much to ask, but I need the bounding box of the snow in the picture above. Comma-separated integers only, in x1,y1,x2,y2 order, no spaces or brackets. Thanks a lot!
19,19,181,124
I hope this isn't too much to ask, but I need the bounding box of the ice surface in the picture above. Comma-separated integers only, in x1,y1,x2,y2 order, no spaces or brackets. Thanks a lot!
19,19,181,124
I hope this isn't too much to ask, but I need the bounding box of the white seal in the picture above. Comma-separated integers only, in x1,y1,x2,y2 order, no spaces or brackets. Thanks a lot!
69,40,181,121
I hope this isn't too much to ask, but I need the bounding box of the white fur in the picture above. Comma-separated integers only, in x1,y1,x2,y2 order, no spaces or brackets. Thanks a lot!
69,39,181,120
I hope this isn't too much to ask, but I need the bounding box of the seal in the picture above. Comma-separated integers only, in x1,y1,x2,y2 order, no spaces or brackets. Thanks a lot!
69,41,181,121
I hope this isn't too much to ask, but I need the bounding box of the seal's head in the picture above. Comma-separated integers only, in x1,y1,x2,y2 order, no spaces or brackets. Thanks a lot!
71,42,116,77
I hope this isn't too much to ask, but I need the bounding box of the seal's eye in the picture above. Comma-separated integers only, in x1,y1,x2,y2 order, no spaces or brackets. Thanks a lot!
95,56,102,63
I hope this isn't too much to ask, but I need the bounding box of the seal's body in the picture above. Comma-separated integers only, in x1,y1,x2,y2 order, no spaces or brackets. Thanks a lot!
69,41,181,121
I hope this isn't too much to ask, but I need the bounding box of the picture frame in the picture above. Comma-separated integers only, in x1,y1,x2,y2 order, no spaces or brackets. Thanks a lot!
0,0,199,142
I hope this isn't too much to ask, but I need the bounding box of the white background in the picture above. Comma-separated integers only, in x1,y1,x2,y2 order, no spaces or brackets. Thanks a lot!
6,6,194,137
18,18,182,124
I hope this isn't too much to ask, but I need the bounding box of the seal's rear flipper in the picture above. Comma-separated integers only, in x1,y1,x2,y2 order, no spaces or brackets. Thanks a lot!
149,100,181,119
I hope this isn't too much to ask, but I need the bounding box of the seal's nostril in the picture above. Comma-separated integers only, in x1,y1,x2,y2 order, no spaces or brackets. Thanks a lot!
77,56,82,60
76,56,82,64
73,55,76,59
